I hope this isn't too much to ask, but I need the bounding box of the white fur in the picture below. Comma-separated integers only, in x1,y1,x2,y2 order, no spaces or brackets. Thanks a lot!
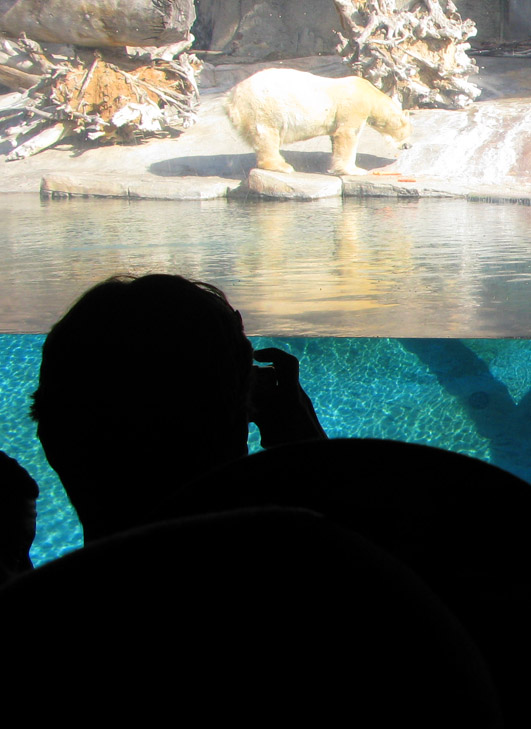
225,68,411,175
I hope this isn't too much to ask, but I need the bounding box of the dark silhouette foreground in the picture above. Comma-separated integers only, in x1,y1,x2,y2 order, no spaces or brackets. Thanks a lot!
1,505,503,726
159,437,527,727
0,450,38,584
29,273,325,542
2,274,528,724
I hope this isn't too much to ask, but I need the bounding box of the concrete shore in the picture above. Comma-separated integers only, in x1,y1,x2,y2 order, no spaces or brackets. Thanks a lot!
1,55,530,203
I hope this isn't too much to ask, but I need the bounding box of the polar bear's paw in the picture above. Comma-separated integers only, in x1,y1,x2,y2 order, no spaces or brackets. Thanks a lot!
328,164,368,176
258,160,295,174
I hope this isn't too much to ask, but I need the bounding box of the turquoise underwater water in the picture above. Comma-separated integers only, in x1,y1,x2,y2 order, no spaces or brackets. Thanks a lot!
2,333,531,568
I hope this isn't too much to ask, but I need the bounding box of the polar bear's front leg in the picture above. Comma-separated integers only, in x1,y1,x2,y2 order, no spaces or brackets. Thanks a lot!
253,125,294,174
329,124,368,176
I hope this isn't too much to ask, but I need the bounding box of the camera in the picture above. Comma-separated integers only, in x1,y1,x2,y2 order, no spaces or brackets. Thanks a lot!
247,364,277,414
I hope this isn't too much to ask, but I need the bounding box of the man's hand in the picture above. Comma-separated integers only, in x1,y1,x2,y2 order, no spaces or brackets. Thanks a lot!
247,347,327,449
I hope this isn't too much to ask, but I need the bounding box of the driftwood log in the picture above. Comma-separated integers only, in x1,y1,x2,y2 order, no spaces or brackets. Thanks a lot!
0,61,40,89
333,0,481,109
0,0,196,48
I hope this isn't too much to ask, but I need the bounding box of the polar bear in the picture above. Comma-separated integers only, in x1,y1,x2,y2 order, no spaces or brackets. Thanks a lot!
225,68,411,175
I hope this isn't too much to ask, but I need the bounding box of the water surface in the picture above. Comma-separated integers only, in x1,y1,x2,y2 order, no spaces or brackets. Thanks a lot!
2,194,531,336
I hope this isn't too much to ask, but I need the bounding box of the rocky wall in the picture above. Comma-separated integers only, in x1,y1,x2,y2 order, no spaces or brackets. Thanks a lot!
452,1,504,42
193,1,515,62
507,0,531,40
192,0,340,59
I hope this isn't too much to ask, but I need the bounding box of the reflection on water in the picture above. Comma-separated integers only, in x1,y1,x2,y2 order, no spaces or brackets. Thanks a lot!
1,334,531,567
1,194,531,336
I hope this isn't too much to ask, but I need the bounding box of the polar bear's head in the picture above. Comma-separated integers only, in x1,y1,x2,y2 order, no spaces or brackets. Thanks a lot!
371,109,412,150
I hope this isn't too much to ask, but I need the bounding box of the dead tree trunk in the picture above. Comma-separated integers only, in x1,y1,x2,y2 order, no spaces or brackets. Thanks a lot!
0,0,196,48
0,40,203,160
0,63,41,90
333,0,481,109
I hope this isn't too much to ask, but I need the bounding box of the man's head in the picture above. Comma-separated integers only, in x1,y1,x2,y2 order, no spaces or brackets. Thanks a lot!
31,274,254,539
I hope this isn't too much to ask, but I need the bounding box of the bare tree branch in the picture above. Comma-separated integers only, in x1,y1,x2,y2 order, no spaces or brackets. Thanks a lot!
333,0,480,109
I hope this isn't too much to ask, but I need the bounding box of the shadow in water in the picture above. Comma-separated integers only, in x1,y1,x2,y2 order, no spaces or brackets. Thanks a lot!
401,339,531,483
149,151,395,178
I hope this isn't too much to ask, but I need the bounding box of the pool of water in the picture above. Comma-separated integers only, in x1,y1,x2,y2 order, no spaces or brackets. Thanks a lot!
2,194,531,336
2,333,531,568
2,195,531,566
